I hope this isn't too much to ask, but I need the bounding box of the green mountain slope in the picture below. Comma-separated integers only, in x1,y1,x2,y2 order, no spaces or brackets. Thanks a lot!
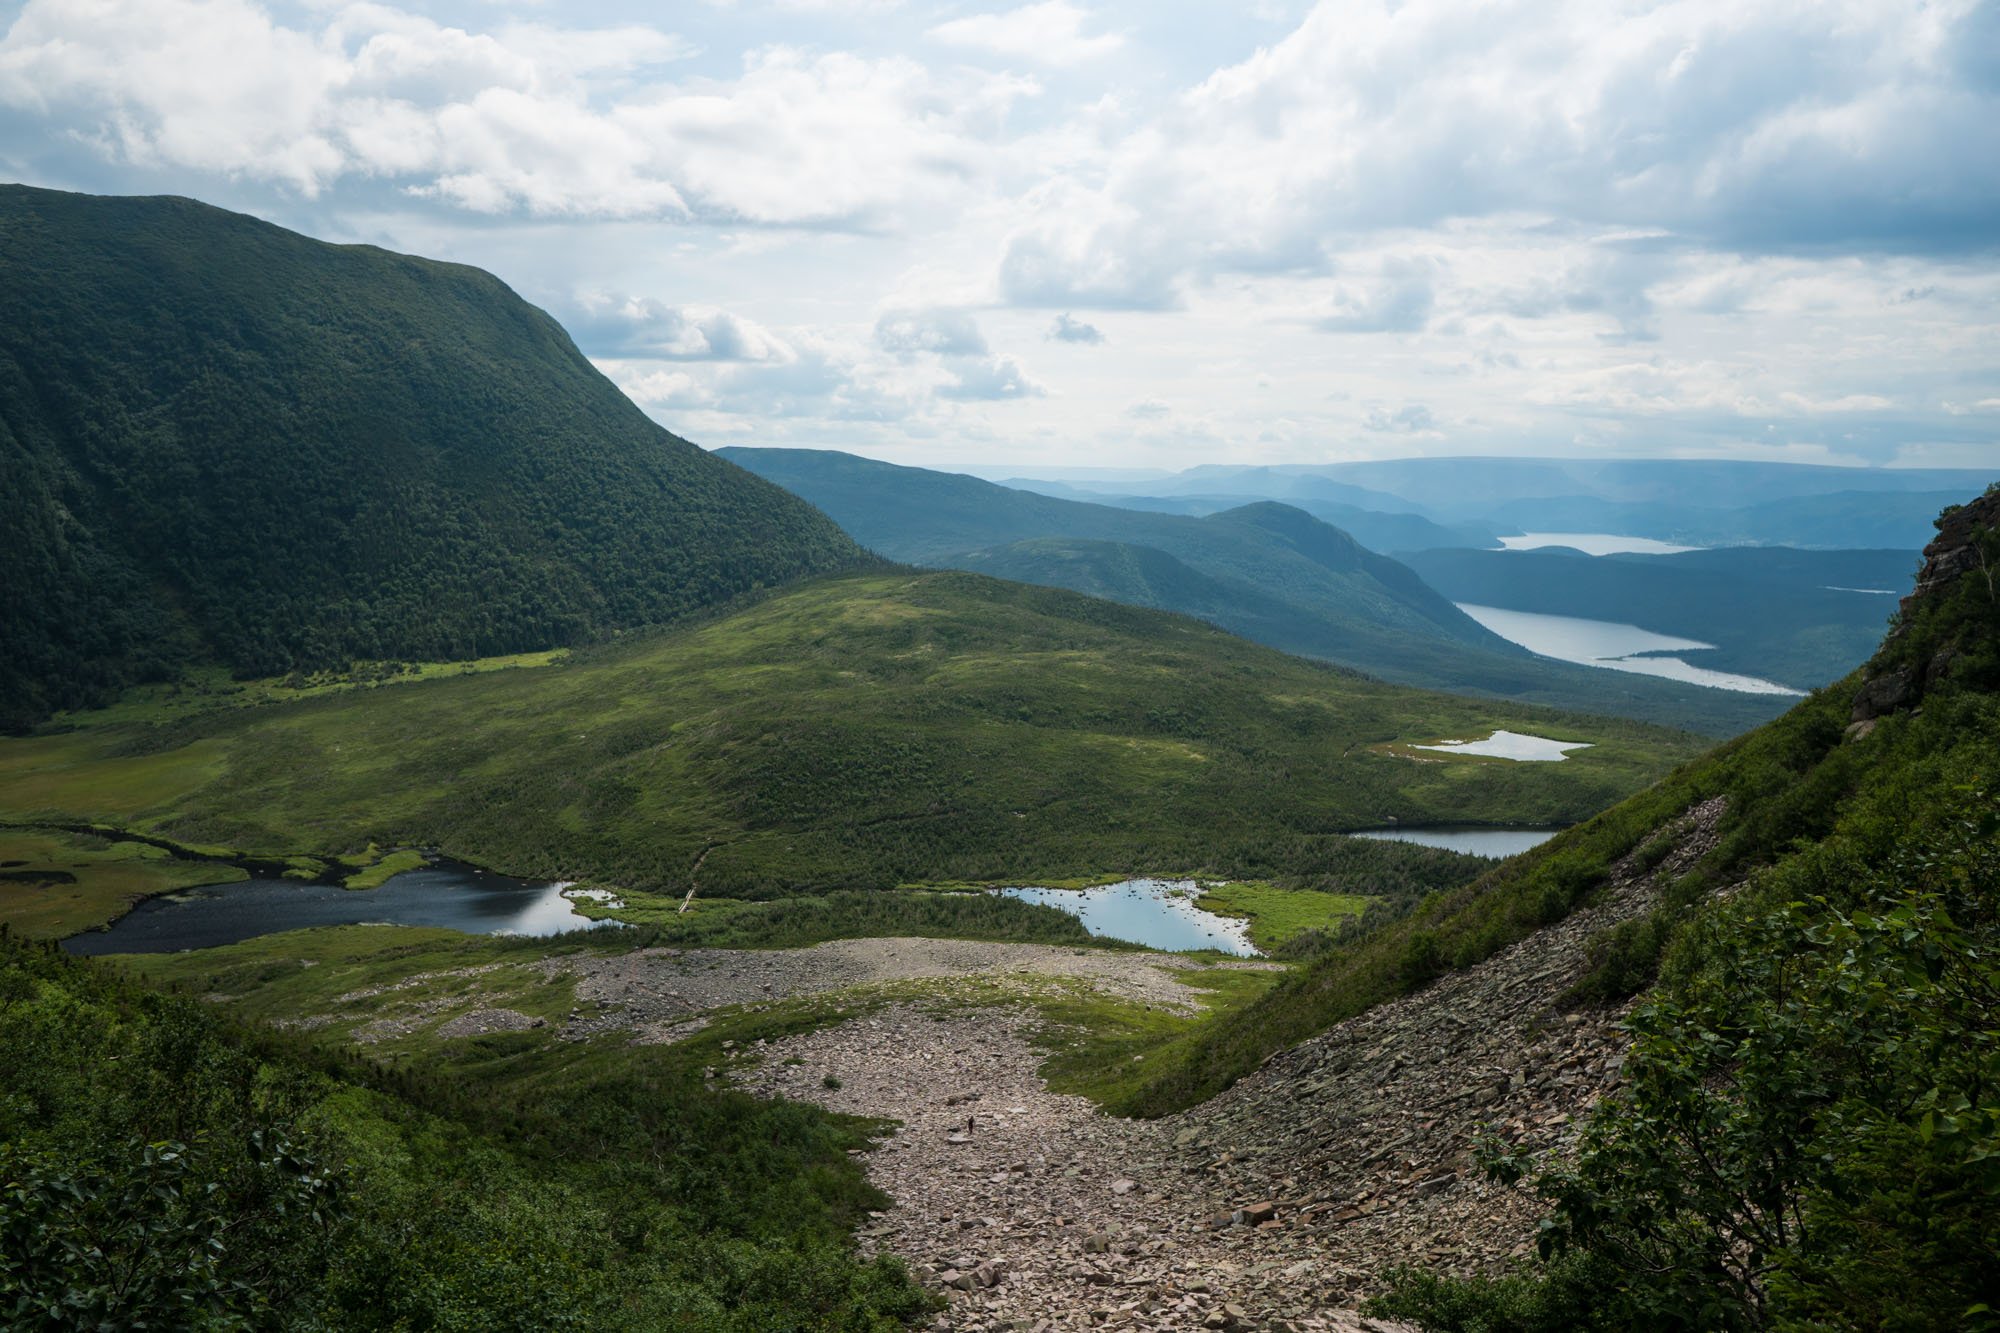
0,570,1705,909
1134,487,2000,1328
719,446,1496,643
1400,545,1913,689
719,447,1790,736
0,186,863,731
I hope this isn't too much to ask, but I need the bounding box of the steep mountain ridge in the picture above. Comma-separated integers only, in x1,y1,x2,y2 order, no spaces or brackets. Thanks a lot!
0,186,863,730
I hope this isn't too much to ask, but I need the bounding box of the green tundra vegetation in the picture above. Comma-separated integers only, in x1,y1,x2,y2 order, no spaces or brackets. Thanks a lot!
0,185,862,732
0,570,1702,930
0,928,930,1330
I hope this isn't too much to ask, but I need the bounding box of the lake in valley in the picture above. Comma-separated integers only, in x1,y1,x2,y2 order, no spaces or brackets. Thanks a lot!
1498,532,1699,555
1457,603,1802,696
64,861,619,955
1410,729,1590,761
995,879,1260,955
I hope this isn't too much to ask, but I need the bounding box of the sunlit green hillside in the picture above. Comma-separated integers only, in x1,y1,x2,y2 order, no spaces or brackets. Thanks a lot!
0,570,1702,912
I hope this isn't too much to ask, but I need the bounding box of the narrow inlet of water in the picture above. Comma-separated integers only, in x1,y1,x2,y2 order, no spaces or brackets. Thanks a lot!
1498,532,1699,556
1457,603,1802,696
63,861,620,955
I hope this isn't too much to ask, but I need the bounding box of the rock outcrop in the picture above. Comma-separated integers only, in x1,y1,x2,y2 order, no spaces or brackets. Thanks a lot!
1854,486,1998,727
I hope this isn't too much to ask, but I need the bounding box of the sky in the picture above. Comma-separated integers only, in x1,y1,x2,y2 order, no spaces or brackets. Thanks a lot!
2,0,1997,473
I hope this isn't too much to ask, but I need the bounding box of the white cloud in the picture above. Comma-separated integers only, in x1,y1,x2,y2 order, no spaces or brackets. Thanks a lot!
1,0,1994,467
928,3,1122,66
875,307,989,357
995,0,2000,307
1047,312,1105,343
1317,256,1441,333
940,354,1044,400
570,294,793,360
0,0,1027,225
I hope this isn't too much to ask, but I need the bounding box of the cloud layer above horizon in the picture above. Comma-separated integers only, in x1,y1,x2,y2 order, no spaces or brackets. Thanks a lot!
2,0,1996,470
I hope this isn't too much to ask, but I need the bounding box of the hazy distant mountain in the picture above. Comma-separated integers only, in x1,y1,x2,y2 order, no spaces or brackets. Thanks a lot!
998,480,1502,553
720,447,1790,735
1484,489,1974,550
0,186,862,729
1009,458,1995,550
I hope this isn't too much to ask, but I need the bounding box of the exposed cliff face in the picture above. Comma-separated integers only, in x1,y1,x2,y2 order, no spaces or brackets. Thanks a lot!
1852,486,2000,728
1904,488,2000,612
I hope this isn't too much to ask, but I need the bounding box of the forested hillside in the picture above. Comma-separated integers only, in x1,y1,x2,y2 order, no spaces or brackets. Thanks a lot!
0,186,862,730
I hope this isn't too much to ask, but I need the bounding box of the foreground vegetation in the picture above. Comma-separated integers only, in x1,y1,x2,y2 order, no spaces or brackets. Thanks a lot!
1368,785,2000,1331
1,571,1697,919
0,930,929,1329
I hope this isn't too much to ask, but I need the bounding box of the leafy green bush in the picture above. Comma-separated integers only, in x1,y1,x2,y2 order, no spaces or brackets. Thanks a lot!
0,932,929,1329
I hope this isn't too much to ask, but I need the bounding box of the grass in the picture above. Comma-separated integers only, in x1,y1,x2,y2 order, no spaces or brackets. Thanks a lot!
41,655,570,733
341,848,428,890
0,570,1704,918
1193,880,1373,952
1028,964,1285,1108
0,826,244,937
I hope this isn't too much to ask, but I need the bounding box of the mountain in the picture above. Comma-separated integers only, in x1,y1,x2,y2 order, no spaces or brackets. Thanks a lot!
996,480,1503,553
1128,486,2000,1329
1484,487,1974,549
1399,544,1916,690
0,186,862,731
0,569,1704,909
1196,457,1996,509
718,447,1792,736
1024,458,1996,549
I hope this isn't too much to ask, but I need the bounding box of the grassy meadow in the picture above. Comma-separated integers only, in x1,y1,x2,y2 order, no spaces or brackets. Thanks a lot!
1,570,1703,935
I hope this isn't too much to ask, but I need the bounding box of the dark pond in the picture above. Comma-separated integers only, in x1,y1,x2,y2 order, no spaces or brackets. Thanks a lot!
63,861,619,955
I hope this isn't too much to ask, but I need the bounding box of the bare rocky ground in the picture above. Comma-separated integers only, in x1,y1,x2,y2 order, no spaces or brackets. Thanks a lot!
314,801,1721,1329
547,937,1277,1041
